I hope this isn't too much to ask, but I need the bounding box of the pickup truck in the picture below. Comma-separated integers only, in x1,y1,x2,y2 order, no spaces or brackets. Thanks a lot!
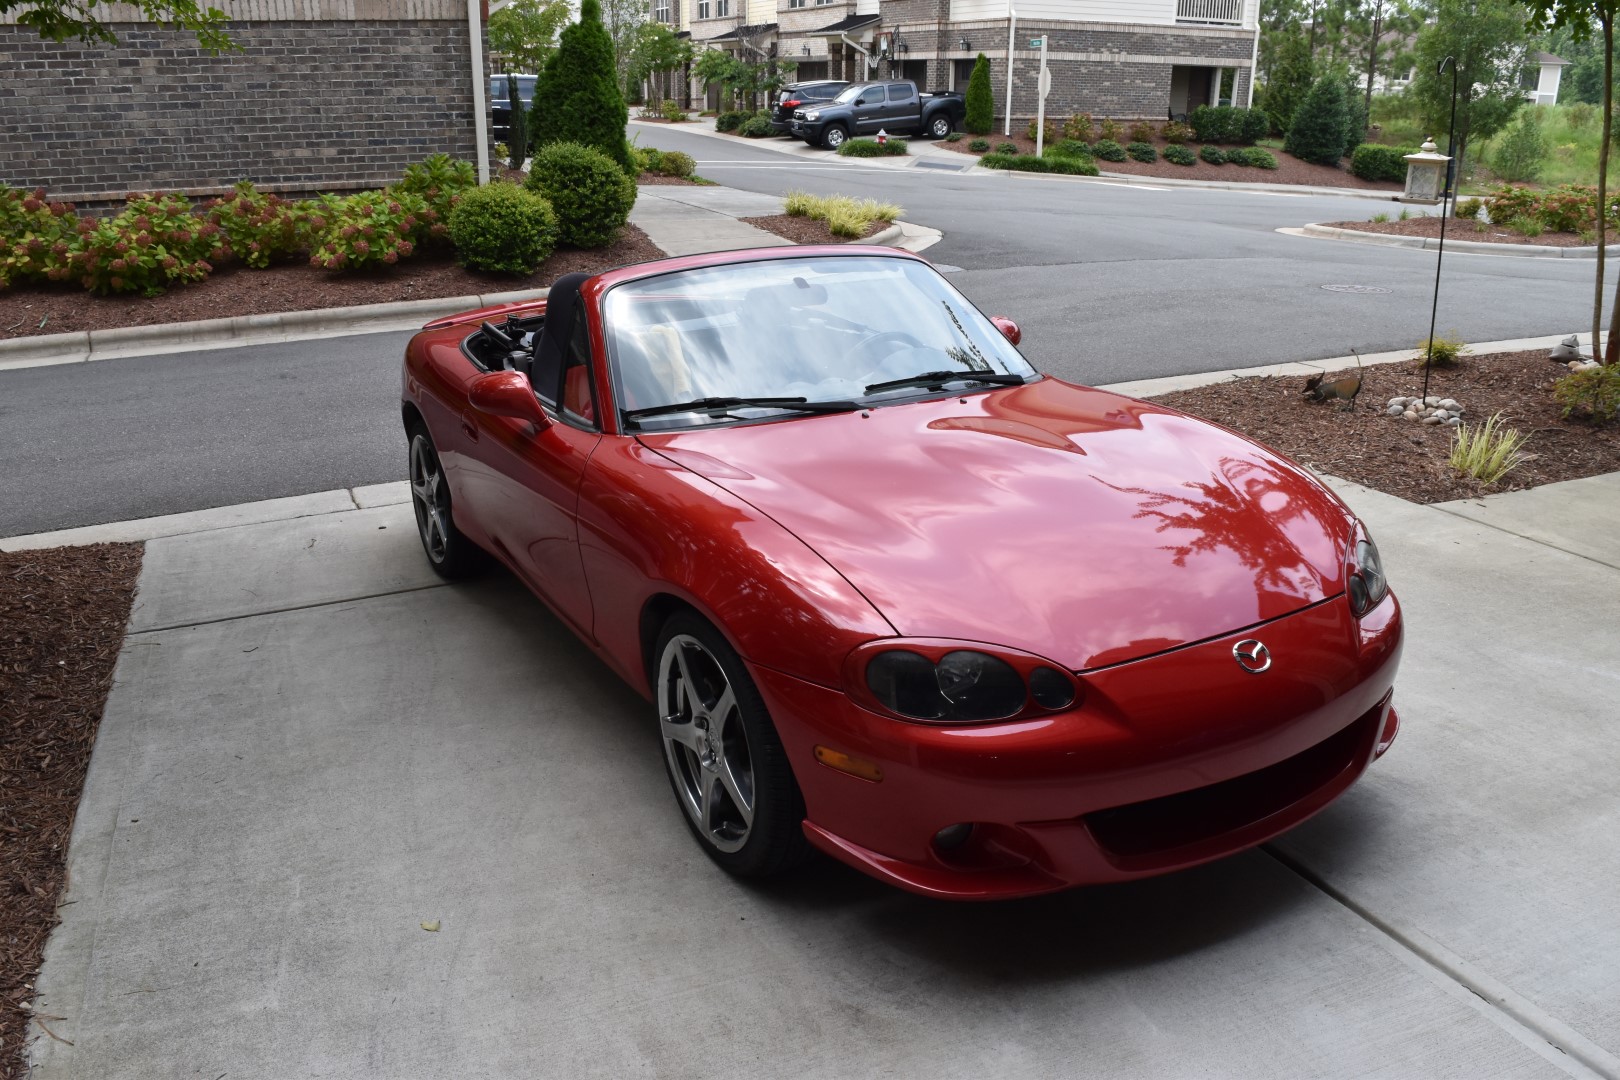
790,81,965,150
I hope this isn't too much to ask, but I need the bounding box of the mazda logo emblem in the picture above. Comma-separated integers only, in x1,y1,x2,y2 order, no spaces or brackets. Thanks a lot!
1233,639,1271,674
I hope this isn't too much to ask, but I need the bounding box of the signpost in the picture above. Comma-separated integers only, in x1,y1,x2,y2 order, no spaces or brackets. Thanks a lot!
1032,34,1049,158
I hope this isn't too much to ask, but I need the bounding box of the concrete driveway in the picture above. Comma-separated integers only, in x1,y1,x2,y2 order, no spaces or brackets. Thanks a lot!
25,470,1620,1079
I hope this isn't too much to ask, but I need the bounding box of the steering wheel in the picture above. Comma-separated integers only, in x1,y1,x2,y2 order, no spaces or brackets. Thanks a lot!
848,330,927,368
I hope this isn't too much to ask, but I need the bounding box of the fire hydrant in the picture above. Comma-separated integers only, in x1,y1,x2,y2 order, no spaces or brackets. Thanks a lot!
876,129,888,145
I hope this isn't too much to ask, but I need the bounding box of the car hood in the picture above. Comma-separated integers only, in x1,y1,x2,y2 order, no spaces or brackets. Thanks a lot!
638,378,1355,671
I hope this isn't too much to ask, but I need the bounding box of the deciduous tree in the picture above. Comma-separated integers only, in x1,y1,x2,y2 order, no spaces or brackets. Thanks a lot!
1410,0,1531,167
3,0,234,49
488,0,570,74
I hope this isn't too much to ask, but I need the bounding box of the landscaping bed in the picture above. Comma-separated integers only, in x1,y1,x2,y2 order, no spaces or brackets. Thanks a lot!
741,214,886,244
934,133,1401,190
1150,350,1619,503
635,174,714,187
0,226,661,342
1322,215,1593,248
1,542,143,1079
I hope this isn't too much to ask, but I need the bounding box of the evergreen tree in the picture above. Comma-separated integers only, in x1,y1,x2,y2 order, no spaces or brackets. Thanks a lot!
507,76,529,171
965,53,993,135
1261,31,1317,135
531,0,634,174
1284,74,1349,164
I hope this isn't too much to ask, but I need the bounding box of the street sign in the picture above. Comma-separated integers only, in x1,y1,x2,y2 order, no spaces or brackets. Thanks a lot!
1029,37,1044,47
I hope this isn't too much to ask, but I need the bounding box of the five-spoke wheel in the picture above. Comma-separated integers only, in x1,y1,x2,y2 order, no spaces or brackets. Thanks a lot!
655,614,811,876
408,428,482,579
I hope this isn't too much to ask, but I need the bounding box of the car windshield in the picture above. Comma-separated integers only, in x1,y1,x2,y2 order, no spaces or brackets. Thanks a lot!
833,85,864,103
603,256,1036,430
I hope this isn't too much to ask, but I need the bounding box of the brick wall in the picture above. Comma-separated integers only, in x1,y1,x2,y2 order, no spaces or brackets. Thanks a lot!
0,0,480,203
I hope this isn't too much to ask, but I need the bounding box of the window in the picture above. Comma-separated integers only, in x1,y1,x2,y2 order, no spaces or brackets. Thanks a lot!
715,0,729,15
696,0,709,17
788,0,805,7
859,86,886,103
888,82,913,101
815,0,834,6
653,0,670,20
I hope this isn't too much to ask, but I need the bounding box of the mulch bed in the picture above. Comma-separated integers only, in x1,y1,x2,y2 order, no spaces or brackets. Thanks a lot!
1,543,143,1079
636,174,713,186
1323,216,1592,248
739,214,884,244
0,226,663,341
1151,350,1620,504
933,134,1402,191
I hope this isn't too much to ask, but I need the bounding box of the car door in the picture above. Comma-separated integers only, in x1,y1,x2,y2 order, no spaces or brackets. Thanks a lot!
852,84,886,133
459,317,602,635
885,82,920,132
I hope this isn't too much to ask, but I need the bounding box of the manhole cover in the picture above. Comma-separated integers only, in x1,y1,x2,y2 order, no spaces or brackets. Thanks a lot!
1320,284,1392,294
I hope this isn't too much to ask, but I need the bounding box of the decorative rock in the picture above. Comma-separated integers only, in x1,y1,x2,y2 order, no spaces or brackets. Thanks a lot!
1439,398,1459,410
1425,396,1441,407
1386,404,1404,416
1422,415,1443,425
1446,417,1462,426
1571,359,1602,372
1388,396,1408,408
1403,409,1420,421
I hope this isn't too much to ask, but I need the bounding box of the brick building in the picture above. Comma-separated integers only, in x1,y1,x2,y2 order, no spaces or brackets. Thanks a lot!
652,0,1257,123
0,0,482,204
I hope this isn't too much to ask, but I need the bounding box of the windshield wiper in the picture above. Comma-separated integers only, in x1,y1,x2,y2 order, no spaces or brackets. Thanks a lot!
863,370,1026,395
623,396,862,422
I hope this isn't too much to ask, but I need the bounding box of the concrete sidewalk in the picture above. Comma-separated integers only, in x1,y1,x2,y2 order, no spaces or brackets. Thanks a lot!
24,453,1620,1076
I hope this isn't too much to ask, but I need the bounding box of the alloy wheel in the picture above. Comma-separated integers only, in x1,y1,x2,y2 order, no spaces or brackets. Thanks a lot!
409,435,451,564
658,633,756,853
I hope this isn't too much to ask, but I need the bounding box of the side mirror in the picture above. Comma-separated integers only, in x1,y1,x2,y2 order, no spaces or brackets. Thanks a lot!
468,370,550,429
991,316,1021,346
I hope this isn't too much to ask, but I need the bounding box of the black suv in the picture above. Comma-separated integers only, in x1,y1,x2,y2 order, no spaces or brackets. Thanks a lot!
769,81,849,134
489,74,537,143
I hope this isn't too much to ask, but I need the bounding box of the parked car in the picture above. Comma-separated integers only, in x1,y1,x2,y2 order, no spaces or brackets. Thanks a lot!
400,247,1404,900
790,80,965,149
769,80,848,134
489,74,537,143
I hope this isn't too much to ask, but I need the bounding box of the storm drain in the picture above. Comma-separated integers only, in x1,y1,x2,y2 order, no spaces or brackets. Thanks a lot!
1319,284,1392,294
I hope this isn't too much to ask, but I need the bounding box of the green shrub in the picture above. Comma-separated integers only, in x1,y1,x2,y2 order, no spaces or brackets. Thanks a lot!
978,153,1099,176
1127,121,1155,144
1456,197,1485,220
204,181,302,268
657,149,695,177
1189,105,1264,144
968,138,990,152
396,154,477,244
530,0,633,174
1025,117,1058,143
1350,144,1414,183
1227,147,1278,169
780,191,903,233
1163,144,1197,166
72,191,224,295
449,183,558,274
1199,144,1226,165
965,53,994,135
1536,185,1603,234
661,100,687,122
715,110,747,132
1449,411,1528,485
1126,141,1156,163
1342,87,1368,155
1507,215,1544,237
1285,76,1349,166
1417,333,1471,366
738,114,773,137
1047,139,1092,159
1240,108,1269,144
1091,139,1127,162
1370,211,1391,223
307,189,425,272
525,141,636,248
837,137,909,157
0,185,81,287
945,132,963,142
1163,120,1194,144
995,142,1017,155
1099,118,1124,143
635,145,662,172
1553,364,1620,422
1063,112,1094,141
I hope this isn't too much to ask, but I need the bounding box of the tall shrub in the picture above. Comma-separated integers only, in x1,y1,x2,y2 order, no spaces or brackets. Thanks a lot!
1285,76,1349,166
530,0,634,174
1493,108,1548,183
507,76,529,170
964,53,993,135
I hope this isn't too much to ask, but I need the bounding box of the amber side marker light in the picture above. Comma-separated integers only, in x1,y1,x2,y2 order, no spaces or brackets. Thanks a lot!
814,745,884,783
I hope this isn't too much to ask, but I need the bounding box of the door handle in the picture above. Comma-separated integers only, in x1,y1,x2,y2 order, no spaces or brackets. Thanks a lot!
460,412,479,441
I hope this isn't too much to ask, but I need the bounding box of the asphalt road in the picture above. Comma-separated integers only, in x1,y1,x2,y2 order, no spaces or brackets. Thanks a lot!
1,131,1600,537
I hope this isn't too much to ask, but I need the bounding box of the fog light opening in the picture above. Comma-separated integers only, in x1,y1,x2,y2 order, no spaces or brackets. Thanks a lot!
933,822,975,851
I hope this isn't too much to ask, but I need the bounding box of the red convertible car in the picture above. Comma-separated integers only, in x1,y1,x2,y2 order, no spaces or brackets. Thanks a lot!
400,247,1402,900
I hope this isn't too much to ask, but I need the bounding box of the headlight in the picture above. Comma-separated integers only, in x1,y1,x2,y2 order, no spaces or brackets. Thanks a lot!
1347,535,1389,618
865,648,1051,722
803,110,821,121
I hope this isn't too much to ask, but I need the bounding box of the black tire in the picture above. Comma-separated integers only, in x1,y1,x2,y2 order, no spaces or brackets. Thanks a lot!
654,612,812,878
821,124,848,151
407,427,485,580
929,114,952,139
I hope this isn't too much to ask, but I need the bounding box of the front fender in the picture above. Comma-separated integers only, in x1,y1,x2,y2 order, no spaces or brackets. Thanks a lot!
577,437,896,696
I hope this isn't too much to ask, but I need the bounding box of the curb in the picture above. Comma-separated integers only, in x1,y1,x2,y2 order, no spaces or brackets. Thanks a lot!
0,289,550,371
1095,333,1585,400
1299,222,1620,259
866,222,904,246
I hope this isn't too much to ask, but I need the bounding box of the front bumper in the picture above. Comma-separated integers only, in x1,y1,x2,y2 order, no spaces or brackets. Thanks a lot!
789,120,825,142
753,592,1403,900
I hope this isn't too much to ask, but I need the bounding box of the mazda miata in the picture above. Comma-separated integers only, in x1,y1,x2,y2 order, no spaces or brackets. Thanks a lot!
400,247,1403,900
